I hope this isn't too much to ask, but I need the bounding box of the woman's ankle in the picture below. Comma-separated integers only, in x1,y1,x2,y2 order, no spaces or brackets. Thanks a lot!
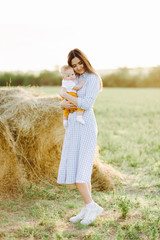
86,200,96,209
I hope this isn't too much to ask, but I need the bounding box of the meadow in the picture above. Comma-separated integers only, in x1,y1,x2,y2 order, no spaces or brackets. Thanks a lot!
0,87,160,240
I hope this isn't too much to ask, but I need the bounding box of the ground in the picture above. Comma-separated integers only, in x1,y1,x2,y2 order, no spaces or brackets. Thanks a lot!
0,87,159,240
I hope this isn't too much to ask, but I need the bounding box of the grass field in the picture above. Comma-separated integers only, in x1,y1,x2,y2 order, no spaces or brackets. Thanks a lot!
0,87,160,240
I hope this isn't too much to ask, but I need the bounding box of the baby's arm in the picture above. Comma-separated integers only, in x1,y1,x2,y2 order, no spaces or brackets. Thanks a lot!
72,80,85,91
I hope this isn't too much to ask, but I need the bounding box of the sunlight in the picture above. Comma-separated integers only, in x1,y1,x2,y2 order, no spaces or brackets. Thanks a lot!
0,0,159,71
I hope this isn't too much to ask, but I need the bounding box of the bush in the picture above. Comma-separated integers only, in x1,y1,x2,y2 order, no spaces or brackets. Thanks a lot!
101,66,160,87
0,71,62,87
0,66,160,87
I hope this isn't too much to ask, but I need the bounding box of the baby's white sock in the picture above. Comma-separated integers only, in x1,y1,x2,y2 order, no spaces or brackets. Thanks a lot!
86,200,96,209
63,120,68,129
76,116,85,125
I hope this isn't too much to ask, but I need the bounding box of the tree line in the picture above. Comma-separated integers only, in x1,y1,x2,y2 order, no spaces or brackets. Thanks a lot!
0,66,160,87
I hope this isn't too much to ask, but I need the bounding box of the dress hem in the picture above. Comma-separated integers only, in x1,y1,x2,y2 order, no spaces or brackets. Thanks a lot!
57,181,91,184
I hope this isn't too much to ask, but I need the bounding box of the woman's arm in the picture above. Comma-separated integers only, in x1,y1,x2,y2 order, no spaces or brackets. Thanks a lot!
60,87,77,109
60,75,100,111
60,99,77,110
78,75,100,110
60,87,78,107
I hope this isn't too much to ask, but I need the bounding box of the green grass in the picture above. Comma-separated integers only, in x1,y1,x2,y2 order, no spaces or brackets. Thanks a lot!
0,87,160,240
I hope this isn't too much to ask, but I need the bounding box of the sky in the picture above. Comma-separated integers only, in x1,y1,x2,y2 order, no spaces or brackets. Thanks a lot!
0,0,160,72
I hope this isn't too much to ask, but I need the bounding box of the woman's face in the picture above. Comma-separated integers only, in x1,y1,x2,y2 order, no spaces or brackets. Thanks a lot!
71,57,85,75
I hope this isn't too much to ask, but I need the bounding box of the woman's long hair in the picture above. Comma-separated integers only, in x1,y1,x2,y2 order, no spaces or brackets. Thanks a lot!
67,48,103,90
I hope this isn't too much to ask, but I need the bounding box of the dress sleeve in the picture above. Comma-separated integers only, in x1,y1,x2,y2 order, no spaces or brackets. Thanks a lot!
77,74,100,110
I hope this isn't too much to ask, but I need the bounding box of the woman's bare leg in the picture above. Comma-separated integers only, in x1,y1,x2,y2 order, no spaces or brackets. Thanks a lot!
87,182,92,195
72,182,103,225
75,183,92,207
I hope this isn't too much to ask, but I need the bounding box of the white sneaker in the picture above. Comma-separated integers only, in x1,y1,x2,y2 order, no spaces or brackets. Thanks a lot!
76,116,85,125
69,208,86,223
80,203,103,225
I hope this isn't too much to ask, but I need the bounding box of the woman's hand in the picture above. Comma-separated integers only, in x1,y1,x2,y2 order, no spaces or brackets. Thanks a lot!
60,87,78,109
60,99,77,110
60,87,67,98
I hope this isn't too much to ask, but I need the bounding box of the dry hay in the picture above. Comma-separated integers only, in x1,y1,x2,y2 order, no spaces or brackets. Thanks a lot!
0,87,123,196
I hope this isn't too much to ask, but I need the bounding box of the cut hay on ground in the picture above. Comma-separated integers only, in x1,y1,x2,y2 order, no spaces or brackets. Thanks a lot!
0,87,123,196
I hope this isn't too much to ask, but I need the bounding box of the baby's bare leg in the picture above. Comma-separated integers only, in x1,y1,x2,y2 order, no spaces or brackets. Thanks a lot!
63,109,69,129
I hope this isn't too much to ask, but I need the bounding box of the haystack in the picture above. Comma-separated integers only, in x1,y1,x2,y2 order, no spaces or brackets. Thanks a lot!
0,87,123,196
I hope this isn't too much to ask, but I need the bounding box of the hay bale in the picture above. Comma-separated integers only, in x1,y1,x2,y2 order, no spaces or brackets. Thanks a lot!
0,87,123,196
92,146,123,191
0,118,26,195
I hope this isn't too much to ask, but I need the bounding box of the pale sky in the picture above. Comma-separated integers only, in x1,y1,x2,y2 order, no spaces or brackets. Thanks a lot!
0,0,160,72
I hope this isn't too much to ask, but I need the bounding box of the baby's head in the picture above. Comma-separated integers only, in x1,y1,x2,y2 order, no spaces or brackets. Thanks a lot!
60,65,75,81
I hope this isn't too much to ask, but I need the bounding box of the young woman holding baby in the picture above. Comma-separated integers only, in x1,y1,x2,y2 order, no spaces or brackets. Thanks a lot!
57,48,103,225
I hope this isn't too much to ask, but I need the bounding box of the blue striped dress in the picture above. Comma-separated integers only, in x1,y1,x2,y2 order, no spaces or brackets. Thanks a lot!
57,72,100,184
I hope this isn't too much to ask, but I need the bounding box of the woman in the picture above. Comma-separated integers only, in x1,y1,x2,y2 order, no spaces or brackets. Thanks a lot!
57,48,103,225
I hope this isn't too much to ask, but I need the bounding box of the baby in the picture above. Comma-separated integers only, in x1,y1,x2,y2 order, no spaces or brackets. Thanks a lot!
60,65,85,128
